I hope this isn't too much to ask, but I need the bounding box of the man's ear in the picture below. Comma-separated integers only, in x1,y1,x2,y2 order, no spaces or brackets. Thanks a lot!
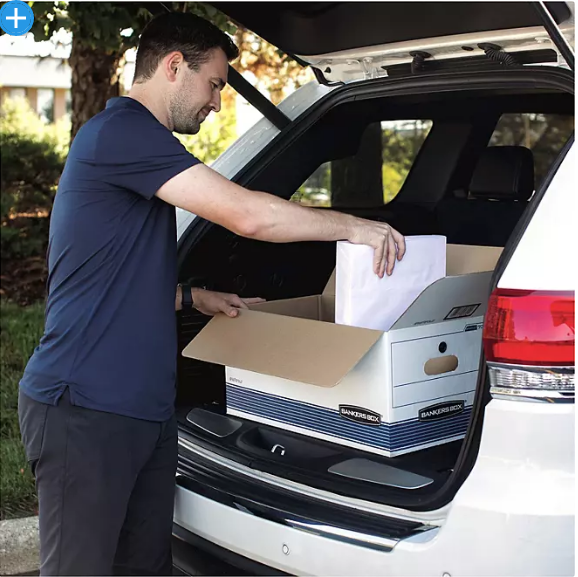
163,51,184,82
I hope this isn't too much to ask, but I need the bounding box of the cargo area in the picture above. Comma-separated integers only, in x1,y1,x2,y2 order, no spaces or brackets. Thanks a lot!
174,76,574,508
183,242,503,459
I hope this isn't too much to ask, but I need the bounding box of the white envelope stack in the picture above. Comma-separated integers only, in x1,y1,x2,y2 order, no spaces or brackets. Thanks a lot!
336,235,447,331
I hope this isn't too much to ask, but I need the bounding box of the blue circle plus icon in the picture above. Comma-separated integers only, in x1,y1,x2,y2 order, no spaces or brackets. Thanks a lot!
0,1,34,36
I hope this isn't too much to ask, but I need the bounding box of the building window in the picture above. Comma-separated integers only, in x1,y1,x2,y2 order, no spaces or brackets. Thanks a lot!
8,87,26,100
65,90,72,115
37,88,55,123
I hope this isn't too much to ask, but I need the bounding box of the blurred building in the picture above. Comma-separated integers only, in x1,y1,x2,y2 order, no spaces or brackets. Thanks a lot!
0,31,73,122
1,32,269,136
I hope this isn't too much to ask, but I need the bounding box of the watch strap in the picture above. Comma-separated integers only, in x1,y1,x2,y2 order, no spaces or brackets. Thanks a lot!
180,282,193,311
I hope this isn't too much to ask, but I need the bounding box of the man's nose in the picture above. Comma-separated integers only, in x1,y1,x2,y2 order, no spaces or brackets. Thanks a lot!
210,91,222,113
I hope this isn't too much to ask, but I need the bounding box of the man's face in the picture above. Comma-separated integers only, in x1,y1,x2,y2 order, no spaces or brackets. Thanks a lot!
169,47,228,135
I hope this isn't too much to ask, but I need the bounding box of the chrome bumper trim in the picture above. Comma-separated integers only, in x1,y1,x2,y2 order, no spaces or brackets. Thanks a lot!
177,436,446,525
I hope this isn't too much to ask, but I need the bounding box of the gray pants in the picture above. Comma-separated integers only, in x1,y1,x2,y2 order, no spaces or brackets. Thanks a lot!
18,388,177,576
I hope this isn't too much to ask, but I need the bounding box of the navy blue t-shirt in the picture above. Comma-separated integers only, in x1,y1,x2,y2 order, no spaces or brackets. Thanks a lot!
20,97,200,421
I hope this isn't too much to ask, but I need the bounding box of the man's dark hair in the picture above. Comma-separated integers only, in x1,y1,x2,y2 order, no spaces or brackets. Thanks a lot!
134,12,239,82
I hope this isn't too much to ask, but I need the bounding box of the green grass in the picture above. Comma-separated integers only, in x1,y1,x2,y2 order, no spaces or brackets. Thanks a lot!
0,299,45,519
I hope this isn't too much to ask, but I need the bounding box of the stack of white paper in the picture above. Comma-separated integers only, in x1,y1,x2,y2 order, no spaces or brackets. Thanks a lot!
336,235,447,331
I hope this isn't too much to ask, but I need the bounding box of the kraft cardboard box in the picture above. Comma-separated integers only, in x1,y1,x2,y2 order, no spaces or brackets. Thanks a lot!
183,244,503,458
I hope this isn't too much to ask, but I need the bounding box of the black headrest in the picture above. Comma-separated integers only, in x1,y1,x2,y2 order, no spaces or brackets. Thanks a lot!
470,146,534,201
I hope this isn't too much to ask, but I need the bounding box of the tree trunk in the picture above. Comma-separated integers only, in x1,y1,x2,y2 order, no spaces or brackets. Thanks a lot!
331,122,384,208
68,36,122,140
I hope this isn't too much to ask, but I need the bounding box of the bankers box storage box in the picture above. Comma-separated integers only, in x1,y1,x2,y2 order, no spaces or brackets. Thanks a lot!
183,244,502,457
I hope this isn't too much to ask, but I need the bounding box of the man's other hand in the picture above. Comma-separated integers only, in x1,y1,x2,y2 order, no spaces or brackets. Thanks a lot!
188,288,264,317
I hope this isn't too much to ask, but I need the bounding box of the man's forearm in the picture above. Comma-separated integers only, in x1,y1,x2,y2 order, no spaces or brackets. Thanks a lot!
243,191,356,243
157,165,354,244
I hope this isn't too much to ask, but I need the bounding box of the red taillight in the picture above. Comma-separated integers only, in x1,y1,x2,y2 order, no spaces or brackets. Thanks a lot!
483,289,575,367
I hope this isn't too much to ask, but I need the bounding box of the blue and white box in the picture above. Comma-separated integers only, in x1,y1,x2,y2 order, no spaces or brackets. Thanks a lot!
183,244,502,457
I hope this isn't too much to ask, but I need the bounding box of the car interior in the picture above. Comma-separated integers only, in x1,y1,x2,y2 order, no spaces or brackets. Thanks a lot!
173,81,574,510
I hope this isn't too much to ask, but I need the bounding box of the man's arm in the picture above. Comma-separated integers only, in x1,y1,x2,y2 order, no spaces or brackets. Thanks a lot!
157,164,405,278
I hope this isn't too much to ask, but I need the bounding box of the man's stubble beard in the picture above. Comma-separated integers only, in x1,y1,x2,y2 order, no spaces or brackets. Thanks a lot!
169,89,202,135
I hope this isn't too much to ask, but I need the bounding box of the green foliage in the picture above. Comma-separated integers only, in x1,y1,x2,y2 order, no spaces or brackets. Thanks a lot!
381,120,432,203
382,164,405,203
30,1,153,53
182,2,235,33
0,97,70,215
29,2,234,54
0,439,37,520
234,29,314,104
0,217,50,262
0,300,45,519
0,97,70,157
0,98,69,259
292,163,331,207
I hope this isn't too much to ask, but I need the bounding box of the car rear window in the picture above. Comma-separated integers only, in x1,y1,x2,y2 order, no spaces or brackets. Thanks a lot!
291,119,433,207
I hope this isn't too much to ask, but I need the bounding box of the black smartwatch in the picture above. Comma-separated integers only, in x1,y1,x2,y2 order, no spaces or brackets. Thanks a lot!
180,282,193,311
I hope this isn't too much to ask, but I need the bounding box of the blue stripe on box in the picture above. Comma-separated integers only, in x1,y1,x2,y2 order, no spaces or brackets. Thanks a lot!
226,383,472,453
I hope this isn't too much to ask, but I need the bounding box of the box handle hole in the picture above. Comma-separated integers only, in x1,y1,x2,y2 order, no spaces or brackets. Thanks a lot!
424,355,459,376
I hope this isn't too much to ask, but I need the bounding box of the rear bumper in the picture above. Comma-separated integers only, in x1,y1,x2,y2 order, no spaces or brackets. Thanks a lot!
172,523,287,576
173,484,418,576
174,399,575,576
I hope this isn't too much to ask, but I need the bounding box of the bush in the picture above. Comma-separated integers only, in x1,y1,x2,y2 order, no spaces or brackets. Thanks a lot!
0,98,70,261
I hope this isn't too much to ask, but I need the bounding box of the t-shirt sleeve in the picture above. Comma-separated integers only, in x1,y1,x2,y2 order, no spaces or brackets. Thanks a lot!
94,109,201,200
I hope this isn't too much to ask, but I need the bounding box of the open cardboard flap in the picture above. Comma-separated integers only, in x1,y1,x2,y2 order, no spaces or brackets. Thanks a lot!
446,244,503,276
182,308,381,388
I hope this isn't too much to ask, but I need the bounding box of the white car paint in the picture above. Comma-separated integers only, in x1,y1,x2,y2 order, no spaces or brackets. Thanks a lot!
498,143,577,291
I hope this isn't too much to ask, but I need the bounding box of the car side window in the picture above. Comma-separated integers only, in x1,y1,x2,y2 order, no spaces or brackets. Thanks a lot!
291,120,433,207
489,113,574,191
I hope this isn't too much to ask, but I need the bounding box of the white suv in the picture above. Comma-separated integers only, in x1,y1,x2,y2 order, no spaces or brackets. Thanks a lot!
170,3,575,575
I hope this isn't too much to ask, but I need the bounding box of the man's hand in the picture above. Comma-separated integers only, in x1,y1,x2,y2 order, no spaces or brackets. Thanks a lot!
176,286,265,316
346,218,406,278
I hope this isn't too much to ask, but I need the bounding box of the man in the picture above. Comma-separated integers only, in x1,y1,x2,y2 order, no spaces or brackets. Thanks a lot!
18,12,405,576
